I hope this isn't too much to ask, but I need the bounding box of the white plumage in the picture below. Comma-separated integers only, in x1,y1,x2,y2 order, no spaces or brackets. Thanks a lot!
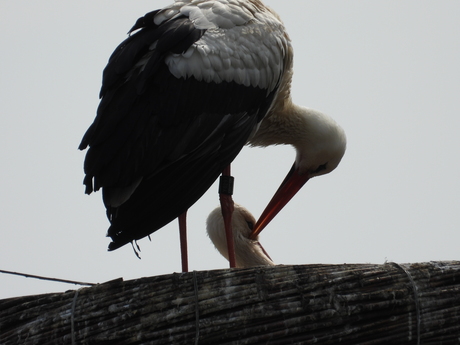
159,0,287,90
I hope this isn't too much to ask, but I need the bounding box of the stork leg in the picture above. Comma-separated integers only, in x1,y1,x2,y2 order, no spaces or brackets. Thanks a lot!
178,211,188,272
219,165,236,268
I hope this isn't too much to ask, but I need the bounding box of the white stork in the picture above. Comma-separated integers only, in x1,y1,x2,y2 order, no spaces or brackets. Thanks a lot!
207,203,274,268
79,0,346,270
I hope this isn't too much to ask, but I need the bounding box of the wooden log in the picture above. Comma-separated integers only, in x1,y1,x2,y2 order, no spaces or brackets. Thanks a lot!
1,262,460,344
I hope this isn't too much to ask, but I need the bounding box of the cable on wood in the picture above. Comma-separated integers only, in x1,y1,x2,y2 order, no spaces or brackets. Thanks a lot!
71,290,79,345
193,270,200,345
391,262,421,345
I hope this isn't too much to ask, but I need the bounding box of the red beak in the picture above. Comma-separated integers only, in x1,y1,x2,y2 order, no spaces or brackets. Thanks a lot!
250,163,310,240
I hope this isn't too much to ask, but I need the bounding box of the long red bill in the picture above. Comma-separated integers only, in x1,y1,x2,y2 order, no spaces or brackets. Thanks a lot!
249,163,310,240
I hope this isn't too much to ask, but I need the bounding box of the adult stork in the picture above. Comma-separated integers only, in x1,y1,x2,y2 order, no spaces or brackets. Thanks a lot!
79,0,346,271
207,204,274,268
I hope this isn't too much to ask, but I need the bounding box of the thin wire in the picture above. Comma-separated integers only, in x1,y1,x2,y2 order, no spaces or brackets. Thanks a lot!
71,290,79,345
193,270,200,345
0,269,96,286
391,262,421,344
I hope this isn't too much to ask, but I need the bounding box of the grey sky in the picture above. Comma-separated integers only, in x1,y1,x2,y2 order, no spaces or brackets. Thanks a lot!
1,1,459,299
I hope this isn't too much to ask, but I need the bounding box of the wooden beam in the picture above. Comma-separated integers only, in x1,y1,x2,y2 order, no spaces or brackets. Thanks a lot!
1,262,460,344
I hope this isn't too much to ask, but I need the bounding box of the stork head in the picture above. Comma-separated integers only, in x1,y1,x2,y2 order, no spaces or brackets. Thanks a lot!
250,106,346,239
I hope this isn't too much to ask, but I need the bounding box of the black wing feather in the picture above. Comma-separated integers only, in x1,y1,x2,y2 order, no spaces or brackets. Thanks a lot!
79,12,277,250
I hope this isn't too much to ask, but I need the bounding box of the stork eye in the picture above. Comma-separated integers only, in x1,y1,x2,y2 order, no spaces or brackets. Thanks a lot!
314,163,328,173
246,221,254,230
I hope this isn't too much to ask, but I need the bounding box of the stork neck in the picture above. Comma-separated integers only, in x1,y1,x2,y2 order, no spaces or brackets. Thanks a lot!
249,100,315,147
249,100,346,176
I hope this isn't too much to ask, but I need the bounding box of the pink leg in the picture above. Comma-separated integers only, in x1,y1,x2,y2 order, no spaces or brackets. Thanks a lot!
178,211,188,272
219,165,236,268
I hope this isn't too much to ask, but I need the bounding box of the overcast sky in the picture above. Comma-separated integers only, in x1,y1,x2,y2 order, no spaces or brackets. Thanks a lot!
1,1,459,299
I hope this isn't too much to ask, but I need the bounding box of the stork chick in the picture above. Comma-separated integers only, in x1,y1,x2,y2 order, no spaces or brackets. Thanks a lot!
207,204,274,268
